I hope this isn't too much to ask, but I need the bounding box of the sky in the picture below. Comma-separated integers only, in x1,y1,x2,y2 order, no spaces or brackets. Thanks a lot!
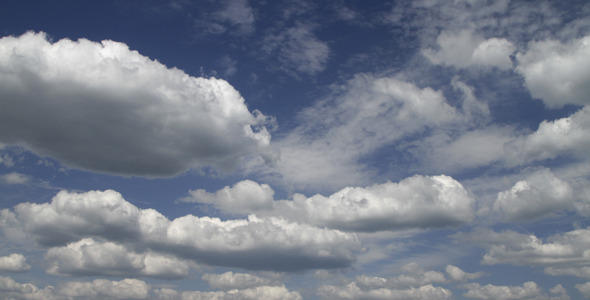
0,0,590,299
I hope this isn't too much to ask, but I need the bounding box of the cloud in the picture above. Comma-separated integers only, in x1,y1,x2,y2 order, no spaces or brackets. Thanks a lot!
516,35,590,108
191,175,474,232
453,227,590,279
0,276,150,299
0,254,30,273
423,29,515,69
461,281,565,300
493,168,574,221
182,180,275,215
45,238,193,279
445,265,485,282
0,172,29,185
201,271,278,290
0,32,273,177
57,278,150,299
262,23,330,76
169,285,302,300
5,189,360,272
271,74,464,189
576,282,590,298
216,0,255,35
318,282,452,300
418,105,590,173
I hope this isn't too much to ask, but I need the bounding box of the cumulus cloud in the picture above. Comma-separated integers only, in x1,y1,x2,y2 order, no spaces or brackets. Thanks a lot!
516,35,590,108
0,253,30,273
57,278,150,299
423,29,515,69
262,23,330,76
182,180,275,215
191,175,474,232
272,74,464,189
0,276,150,299
0,32,273,177
576,282,590,298
318,282,452,300
461,281,563,300
453,227,590,279
494,168,574,221
45,238,193,279
318,263,484,299
201,272,277,290
5,189,360,272
174,285,302,300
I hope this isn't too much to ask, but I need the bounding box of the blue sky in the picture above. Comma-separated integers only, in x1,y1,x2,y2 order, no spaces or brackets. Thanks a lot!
1,0,590,299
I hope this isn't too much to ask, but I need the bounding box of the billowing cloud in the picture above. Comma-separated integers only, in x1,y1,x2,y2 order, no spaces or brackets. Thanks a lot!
318,282,452,300
461,281,567,300
516,35,590,108
190,175,474,232
5,189,360,272
45,238,193,279
493,168,574,221
0,253,30,273
453,227,590,279
423,29,515,69
163,285,302,300
201,271,278,290
0,276,150,299
0,32,273,177
182,180,275,215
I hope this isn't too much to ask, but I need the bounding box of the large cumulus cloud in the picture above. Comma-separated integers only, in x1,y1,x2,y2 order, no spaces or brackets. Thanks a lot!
3,189,360,273
0,32,273,177
184,175,474,232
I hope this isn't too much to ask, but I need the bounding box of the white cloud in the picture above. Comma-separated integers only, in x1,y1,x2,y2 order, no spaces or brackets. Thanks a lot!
182,180,275,215
57,278,150,299
180,285,302,300
6,189,361,272
0,172,29,185
193,175,473,232
0,253,30,273
423,29,515,69
277,175,474,231
494,168,574,221
516,35,590,108
0,275,150,299
509,106,590,164
262,23,330,76
201,272,277,290
0,32,273,177
46,238,193,279
462,281,550,300
575,282,590,298
271,74,463,189
453,227,590,278
318,282,452,300
445,265,485,282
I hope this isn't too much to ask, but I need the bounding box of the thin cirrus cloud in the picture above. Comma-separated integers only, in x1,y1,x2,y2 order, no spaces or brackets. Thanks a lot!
0,32,273,177
2,189,361,273
183,174,474,232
